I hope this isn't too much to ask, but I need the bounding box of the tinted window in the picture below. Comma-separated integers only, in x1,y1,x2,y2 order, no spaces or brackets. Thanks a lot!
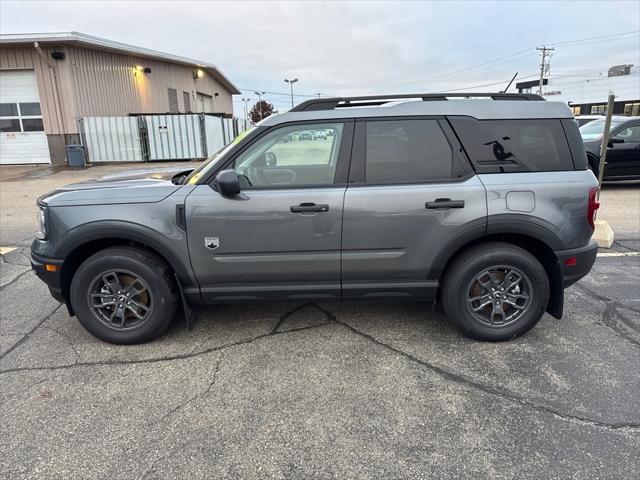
21,118,44,132
233,123,344,188
0,103,18,117
449,117,573,172
0,119,21,132
19,103,41,116
365,120,454,183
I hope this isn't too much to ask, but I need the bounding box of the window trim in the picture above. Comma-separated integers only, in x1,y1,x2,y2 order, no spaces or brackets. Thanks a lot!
0,102,45,132
202,119,355,189
348,116,474,186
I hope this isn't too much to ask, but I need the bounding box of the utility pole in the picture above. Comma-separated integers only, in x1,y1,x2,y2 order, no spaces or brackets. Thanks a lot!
536,46,554,95
597,94,616,185
254,91,265,119
284,78,298,108
241,97,251,125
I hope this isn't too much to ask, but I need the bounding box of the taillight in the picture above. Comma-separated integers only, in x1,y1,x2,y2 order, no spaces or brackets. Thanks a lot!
587,187,600,230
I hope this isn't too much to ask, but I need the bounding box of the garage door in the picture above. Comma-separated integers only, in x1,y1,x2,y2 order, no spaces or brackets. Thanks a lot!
0,70,51,165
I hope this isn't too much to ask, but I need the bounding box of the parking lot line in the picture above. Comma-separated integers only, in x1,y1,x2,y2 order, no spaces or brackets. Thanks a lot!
0,246,17,255
597,251,640,257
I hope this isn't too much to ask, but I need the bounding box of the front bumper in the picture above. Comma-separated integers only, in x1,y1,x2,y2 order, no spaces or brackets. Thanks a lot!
30,250,65,303
555,239,598,288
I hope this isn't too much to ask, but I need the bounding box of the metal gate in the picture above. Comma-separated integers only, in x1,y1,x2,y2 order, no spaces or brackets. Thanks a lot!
78,116,144,162
144,114,205,161
79,113,236,163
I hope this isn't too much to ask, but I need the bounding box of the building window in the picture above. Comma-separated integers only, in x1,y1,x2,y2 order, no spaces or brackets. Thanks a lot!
167,88,179,113
183,91,191,113
590,105,606,115
570,105,581,115
0,102,44,132
623,102,640,116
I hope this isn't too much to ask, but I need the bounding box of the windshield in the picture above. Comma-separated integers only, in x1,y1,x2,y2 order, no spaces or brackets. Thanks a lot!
185,127,256,185
579,119,624,141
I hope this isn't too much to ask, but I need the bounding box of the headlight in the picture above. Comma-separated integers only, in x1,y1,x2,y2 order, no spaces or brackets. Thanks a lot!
36,205,47,239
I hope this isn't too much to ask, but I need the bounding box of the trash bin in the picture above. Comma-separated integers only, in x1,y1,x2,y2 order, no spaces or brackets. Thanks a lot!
66,144,86,167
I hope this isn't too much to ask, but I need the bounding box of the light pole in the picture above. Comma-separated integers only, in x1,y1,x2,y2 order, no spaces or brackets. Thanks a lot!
254,91,265,119
284,78,298,108
241,97,251,125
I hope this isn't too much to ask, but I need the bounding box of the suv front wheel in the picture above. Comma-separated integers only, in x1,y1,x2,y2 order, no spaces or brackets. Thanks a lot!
442,242,550,341
70,246,178,344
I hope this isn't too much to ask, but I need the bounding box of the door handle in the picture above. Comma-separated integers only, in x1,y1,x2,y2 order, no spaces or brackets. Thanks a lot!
290,203,329,213
425,198,465,209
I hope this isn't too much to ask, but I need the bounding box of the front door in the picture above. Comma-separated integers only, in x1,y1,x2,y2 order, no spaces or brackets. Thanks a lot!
606,122,640,179
341,118,487,298
185,121,353,302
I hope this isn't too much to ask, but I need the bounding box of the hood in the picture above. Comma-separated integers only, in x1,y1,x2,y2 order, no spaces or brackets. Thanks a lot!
581,138,601,156
40,166,194,207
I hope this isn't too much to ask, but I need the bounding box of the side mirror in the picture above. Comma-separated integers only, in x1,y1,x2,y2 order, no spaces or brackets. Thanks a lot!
608,137,624,145
265,151,277,167
214,170,241,196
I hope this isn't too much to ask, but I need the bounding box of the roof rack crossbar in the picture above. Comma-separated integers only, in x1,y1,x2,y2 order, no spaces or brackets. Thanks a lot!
291,92,544,112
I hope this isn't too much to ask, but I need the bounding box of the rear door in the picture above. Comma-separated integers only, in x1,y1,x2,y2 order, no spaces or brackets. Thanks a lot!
606,122,640,178
341,117,487,299
185,121,353,302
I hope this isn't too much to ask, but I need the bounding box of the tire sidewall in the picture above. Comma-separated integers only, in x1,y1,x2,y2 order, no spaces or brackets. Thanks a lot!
445,249,549,341
70,252,175,344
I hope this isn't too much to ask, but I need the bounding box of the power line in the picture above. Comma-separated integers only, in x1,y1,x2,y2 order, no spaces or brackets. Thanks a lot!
550,30,639,47
393,30,639,90
238,88,320,98
443,74,539,92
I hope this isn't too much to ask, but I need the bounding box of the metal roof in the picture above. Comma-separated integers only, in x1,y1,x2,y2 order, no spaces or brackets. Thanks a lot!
0,31,240,94
260,97,575,126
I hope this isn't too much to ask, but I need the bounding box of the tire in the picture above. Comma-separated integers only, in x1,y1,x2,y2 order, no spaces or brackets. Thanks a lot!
70,246,178,344
441,242,550,341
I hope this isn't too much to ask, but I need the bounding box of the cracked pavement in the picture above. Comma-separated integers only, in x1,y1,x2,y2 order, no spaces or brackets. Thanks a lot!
1,165,639,479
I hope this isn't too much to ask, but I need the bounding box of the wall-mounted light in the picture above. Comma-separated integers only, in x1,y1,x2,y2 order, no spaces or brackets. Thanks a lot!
194,68,205,79
134,65,151,76
51,51,65,61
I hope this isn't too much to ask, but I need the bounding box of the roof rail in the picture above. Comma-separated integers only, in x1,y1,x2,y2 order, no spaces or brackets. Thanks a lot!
291,92,545,112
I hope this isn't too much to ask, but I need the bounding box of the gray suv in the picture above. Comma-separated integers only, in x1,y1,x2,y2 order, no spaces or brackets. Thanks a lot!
31,93,599,344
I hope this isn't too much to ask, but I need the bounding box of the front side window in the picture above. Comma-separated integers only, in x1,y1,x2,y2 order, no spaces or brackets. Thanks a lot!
615,125,640,143
231,123,344,188
364,119,454,183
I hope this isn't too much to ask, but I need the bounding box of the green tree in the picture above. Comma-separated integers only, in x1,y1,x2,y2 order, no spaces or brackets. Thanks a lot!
249,100,276,122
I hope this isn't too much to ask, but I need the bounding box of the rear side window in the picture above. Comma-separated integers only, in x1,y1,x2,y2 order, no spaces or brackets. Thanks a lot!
449,117,574,173
364,119,455,183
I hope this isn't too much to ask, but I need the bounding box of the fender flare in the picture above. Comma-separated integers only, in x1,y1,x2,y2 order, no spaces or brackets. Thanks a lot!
58,220,199,293
427,214,564,280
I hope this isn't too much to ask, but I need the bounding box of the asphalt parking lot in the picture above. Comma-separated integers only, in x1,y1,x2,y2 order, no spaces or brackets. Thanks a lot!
1,163,639,479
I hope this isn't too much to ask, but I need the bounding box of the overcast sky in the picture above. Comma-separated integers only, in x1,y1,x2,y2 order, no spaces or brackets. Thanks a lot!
1,0,639,112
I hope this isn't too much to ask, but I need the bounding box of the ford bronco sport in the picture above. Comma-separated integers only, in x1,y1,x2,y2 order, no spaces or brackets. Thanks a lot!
31,93,599,344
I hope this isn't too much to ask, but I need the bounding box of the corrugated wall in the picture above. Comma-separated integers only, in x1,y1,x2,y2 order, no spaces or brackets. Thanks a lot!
1,44,235,137
0,45,75,135
66,46,233,118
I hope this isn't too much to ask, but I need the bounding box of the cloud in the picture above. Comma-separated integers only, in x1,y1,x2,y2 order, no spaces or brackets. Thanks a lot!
2,0,638,111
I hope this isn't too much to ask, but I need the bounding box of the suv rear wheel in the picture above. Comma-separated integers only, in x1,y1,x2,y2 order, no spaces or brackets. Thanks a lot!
442,242,549,341
70,246,178,344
